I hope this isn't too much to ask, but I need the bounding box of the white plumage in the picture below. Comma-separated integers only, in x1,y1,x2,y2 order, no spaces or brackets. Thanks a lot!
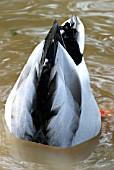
5,16,101,148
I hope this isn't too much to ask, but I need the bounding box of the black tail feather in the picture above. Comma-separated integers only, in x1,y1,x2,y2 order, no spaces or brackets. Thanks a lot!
60,17,83,65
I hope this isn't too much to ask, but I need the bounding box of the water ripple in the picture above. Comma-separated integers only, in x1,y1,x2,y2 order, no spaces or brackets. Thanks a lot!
0,0,114,169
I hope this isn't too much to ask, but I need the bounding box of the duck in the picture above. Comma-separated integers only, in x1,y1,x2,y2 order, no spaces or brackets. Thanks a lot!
5,16,101,148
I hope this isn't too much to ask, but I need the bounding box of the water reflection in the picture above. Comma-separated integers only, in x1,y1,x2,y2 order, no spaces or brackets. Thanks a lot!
0,0,114,169
4,127,100,170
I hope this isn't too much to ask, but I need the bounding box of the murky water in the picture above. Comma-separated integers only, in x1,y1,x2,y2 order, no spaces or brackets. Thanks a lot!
0,0,114,169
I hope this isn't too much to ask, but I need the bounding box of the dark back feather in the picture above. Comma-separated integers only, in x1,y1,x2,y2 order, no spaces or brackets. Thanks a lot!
31,21,64,144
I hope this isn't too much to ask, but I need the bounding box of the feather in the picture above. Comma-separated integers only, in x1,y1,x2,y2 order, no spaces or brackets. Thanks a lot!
30,20,65,144
60,16,83,65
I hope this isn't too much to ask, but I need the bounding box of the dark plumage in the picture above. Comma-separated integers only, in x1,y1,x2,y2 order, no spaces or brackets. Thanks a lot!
60,22,83,65
31,21,65,144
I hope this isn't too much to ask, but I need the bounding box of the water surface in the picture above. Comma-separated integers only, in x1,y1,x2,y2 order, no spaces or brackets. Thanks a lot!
0,0,114,169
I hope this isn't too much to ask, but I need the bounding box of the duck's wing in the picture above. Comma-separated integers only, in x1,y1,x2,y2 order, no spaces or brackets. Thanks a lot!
71,57,101,146
47,42,81,148
5,40,45,140
59,16,101,146
5,21,62,142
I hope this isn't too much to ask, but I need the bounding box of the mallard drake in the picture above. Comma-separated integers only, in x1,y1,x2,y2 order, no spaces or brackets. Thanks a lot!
5,16,101,148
